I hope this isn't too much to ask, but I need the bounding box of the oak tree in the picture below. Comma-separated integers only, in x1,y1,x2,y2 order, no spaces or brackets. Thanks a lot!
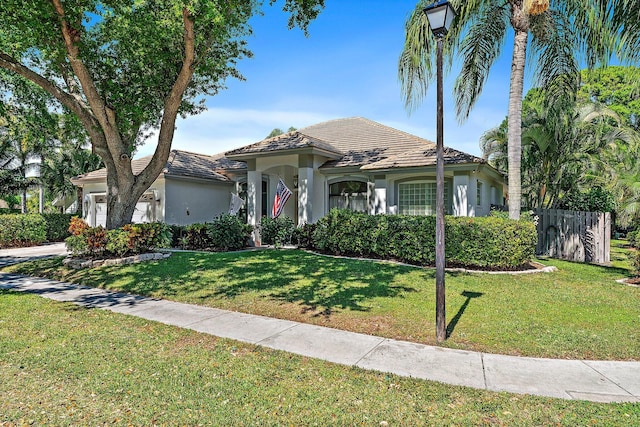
0,0,324,228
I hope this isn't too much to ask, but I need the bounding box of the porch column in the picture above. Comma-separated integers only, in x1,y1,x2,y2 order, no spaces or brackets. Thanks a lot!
298,154,314,225
453,173,469,217
246,159,262,245
373,175,387,214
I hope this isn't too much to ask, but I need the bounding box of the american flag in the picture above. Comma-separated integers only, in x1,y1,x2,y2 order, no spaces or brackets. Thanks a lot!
272,178,292,218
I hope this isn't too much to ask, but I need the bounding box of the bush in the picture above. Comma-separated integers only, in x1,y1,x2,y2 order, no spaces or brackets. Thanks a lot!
0,214,47,248
260,216,296,248
293,223,316,248
630,249,640,277
69,216,89,236
41,213,75,241
65,221,172,258
311,209,537,269
123,223,172,254
105,229,130,258
206,214,250,251
169,216,251,251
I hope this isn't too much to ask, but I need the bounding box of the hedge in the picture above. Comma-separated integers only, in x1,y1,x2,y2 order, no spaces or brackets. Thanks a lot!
0,214,47,248
310,209,537,270
41,213,75,242
170,214,252,251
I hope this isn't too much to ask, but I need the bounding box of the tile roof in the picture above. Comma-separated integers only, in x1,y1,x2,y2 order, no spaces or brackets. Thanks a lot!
225,131,342,157
362,146,486,170
299,117,438,169
72,150,245,184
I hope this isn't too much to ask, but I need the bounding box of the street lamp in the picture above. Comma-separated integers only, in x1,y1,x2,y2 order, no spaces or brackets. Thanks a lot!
424,0,456,343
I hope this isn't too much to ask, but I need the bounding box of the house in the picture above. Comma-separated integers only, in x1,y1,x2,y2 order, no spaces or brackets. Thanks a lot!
72,117,506,235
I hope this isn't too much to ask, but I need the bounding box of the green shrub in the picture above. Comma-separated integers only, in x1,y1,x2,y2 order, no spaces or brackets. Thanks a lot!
293,223,316,248
260,216,296,248
0,214,47,248
172,216,251,251
105,229,130,258
40,213,75,241
207,214,251,251
628,229,639,249
64,234,89,257
312,209,537,269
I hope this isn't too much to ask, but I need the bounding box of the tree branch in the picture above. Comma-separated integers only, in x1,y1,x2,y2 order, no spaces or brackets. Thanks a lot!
50,0,122,158
138,7,196,187
0,52,104,148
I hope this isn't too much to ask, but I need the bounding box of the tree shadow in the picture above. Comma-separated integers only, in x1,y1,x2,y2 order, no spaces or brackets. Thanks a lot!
208,250,420,315
446,290,483,338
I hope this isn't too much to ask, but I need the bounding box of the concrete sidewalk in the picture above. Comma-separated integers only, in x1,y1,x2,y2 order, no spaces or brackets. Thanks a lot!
1,271,639,404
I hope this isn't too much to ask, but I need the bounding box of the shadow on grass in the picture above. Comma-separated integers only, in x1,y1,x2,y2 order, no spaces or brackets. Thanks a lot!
67,250,421,315
446,290,483,339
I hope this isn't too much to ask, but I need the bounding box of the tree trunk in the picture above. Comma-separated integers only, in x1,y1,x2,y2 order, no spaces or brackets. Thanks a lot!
21,189,27,214
104,154,144,229
507,29,529,220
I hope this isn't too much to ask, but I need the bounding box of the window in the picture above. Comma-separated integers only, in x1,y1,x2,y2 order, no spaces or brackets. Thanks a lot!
329,181,368,212
398,181,448,215
476,181,483,206
238,180,268,221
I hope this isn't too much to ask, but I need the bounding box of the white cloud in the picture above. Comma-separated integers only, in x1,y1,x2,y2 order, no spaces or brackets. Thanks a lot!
134,108,335,158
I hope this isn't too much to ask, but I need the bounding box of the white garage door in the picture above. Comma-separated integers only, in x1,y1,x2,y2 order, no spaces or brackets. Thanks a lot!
93,193,156,227
131,201,153,224
94,197,107,227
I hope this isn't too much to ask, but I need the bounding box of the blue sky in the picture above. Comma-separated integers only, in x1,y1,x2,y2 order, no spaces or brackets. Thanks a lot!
137,0,520,159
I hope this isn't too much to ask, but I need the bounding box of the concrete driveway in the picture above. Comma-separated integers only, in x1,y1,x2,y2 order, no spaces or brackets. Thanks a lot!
0,242,68,267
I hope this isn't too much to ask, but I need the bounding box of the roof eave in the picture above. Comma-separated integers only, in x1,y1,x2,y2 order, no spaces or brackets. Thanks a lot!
226,147,343,161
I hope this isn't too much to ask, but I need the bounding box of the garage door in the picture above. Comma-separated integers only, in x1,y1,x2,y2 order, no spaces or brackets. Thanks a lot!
94,196,107,227
131,201,153,224
93,193,156,227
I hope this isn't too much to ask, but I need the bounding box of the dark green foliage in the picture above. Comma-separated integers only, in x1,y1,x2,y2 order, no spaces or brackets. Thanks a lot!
629,249,640,277
312,209,537,269
260,216,296,248
170,215,251,251
0,214,47,247
65,220,172,258
40,213,75,241
292,223,316,248
558,186,616,213
207,214,252,251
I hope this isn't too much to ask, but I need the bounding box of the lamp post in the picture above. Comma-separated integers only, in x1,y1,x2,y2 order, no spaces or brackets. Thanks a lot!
423,0,456,343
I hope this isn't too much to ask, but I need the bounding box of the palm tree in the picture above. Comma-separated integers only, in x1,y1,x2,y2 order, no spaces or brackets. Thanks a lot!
399,0,629,219
482,89,638,209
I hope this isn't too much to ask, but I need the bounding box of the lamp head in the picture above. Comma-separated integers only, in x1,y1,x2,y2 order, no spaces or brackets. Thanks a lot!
423,0,457,39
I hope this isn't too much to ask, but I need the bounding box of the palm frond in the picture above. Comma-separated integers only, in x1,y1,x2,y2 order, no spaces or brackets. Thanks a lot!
452,3,510,121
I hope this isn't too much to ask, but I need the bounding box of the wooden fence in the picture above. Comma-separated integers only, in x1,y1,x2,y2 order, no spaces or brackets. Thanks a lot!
534,209,611,264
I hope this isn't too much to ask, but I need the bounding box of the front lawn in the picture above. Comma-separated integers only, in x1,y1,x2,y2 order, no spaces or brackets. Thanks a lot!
1,290,637,426
5,241,639,360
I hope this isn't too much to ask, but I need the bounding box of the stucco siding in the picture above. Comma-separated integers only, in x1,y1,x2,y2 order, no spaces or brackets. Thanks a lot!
164,178,234,225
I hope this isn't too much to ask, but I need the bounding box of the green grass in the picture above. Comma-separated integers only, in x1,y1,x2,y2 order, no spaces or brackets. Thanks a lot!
4,243,640,360
1,290,638,426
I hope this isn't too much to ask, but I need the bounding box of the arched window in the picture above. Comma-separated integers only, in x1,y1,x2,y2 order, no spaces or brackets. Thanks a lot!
329,181,368,213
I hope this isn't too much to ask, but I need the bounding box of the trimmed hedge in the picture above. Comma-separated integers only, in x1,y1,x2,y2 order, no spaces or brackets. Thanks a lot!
41,213,75,242
170,214,252,251
0,214,47,248
310,209,537,270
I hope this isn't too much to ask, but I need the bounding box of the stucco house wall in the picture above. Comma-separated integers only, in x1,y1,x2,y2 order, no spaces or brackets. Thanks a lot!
164,178,234,225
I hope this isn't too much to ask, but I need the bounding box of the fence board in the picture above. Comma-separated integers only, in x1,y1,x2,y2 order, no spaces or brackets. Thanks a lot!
534,209,610,264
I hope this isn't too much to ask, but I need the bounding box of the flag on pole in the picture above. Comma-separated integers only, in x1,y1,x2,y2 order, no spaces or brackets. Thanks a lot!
272,178,292,218
228,192,245,215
